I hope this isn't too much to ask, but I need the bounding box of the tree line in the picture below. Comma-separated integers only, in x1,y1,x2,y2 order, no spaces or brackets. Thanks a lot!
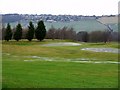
2,21,120,43
46,27,119,43
3,21,46,41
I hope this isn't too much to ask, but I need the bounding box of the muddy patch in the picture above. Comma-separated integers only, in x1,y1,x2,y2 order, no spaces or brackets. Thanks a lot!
81,48,119,54
42,42,81,46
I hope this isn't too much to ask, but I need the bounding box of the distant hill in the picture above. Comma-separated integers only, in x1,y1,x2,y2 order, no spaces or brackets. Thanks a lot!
2,14,23,23
3,19,109,33
2,14,118,32
44,20,108,32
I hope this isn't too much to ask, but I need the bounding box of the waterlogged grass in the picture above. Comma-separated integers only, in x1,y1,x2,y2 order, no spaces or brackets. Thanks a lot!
2,39,119,88
2,40,118,60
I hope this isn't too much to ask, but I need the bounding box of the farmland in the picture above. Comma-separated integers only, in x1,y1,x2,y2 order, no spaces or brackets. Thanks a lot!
4,19,111,32
97,16,118,32
2,39,119,88
44,20,109,32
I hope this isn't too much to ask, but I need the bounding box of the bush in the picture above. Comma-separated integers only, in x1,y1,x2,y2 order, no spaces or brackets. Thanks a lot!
77,31,89,42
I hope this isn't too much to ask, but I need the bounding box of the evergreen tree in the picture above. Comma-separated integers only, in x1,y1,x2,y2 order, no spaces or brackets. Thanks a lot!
5,23,12,41
14,23,22,41
35,21,46,41
26,21,34,41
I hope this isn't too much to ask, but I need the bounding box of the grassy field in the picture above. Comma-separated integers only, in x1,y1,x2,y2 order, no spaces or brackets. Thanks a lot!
97,16,118,24
0,40,2,89
2,39,119,88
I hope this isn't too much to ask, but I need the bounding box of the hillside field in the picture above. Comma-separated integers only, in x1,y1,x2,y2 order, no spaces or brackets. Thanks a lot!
5,19,110,32
97,16,118,32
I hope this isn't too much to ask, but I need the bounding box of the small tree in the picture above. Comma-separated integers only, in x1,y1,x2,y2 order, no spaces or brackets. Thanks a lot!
14,23,22,41
35,21,46,41
46,26,55,40
67,27,76,41
77,31,89,42
4,23,12,41
26,21,35,41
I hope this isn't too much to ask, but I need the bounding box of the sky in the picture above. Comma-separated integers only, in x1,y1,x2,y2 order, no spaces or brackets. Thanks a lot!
0,0,119,15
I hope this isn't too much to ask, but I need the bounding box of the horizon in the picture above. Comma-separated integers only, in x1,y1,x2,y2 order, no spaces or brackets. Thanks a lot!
0,13,118,16
0,0,119,16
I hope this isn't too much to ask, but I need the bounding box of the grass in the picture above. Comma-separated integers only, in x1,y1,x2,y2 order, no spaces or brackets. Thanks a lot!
2,60,118,88
0,40,2,89
2,39,119,88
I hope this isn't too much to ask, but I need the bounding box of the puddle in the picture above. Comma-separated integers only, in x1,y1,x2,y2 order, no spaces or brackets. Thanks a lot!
2,53,10,55
23,56,119,64
72,61,120,64
23,58,120,64
42,42,81,46
23,56,91,61
81,48,119,54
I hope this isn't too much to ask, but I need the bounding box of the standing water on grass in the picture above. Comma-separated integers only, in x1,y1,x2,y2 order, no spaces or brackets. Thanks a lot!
42,42,81,46
81,48,120,54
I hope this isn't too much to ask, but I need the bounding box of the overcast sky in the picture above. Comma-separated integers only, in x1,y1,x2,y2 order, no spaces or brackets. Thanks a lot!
0,0,119,15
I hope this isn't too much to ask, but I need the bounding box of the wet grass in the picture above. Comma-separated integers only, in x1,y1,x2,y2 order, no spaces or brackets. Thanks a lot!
2,39,119,88
0,40,2,89
2,58,118,88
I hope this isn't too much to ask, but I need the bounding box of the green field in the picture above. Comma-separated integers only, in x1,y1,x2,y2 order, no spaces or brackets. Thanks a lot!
0,40,2,89
2,39,119,88
44,20,109,32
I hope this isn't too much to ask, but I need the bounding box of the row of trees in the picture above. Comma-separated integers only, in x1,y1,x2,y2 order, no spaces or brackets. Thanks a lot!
2,22,119,42
46,26,76,40
4,21,46,41
46,27,119,43
77,31,119,42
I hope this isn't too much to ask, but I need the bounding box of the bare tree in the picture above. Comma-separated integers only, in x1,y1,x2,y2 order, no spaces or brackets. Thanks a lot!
89,31,110,43
46,26,56,40
46,26,76,41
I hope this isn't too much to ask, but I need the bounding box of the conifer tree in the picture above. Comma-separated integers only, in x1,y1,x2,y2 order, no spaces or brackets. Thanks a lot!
14,23,22,41
35,21,46,41
5,23,12,41
26,21,34,41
